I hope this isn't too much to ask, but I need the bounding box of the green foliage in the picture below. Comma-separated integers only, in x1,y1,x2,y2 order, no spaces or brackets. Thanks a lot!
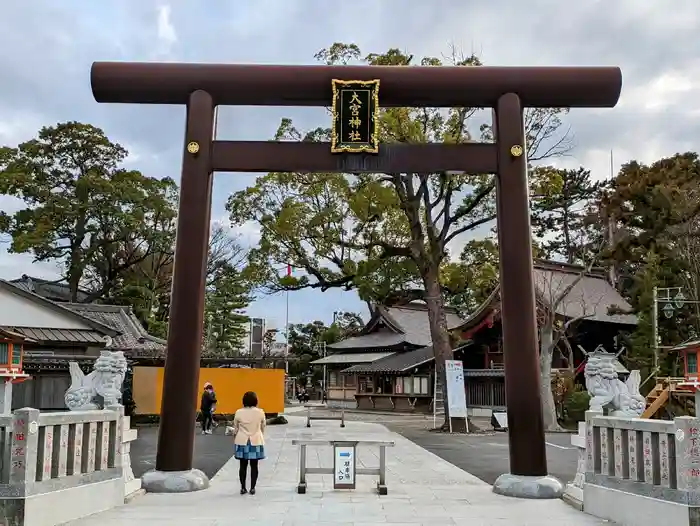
562,388,591,424
228,43,569,426
287,312,363,379
530,166,602,263
228,43,569,307
601,153,700,374
0,122,256,345
203,263,252,357
0,121,177,303
624,253,659,374
442,238,500,313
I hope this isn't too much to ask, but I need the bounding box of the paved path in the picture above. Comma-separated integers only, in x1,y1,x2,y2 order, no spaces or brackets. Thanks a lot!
67,414,608,526
131,426,235,479
388,425,578,485
302,407,579,485
130,407,309,479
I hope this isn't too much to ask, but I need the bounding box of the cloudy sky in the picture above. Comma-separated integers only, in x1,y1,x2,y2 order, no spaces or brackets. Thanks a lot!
0,0,698,332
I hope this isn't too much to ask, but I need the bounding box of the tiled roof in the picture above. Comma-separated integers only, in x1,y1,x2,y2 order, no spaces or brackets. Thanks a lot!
328,302,464,350
533,263,637,325
8,275,90,303
310,351,395,365
325,333,406,351
63,303,166,357
454,260,638,331
2,327,107,344
0,327,30,342
0,280,119,336
342,346,438,375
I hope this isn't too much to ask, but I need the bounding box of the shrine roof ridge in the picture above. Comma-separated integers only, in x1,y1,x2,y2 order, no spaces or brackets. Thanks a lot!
91,62,622,108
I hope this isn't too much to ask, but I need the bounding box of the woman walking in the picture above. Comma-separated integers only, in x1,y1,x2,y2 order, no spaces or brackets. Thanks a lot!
233,391,266,495
200,382,216,435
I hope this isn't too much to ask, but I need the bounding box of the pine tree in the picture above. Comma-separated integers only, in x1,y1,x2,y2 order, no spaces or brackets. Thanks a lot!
530,166,601,263
203,264,251,356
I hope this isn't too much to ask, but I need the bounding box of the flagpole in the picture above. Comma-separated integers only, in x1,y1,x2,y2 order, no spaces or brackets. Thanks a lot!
285,264,291,375
285,288,289,375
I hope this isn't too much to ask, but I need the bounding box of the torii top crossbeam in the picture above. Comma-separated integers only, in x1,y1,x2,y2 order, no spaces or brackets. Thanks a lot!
90,62,622,108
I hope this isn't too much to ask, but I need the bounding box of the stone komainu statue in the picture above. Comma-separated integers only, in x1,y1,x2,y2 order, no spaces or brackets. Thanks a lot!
584,349,646,418
65,350,128,411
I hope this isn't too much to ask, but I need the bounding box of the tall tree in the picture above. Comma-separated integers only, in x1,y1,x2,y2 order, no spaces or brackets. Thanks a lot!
228,43,569,428
86,176,178,307
0,122,176,301
601,153,700,376
203,263,251,356
530,166,601,263
207,223,249,285
115,222,252,338
442,238,500,314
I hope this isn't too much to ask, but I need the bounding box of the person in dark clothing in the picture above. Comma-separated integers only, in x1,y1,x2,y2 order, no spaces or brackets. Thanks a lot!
200,382,216,435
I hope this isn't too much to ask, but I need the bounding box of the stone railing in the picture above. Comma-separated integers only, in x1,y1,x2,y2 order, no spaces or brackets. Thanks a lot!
121,414,141,497
569,410,700,526
0,406,127,526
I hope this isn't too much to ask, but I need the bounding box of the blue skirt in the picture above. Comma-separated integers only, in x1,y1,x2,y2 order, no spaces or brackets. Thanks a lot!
235,439,266,460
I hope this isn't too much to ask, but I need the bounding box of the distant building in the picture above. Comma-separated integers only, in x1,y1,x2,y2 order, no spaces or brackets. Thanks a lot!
268,341,287,357
246,317,265,357
237,318,288,357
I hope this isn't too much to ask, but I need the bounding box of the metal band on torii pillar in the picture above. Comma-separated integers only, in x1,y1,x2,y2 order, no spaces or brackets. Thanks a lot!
89,61,622,496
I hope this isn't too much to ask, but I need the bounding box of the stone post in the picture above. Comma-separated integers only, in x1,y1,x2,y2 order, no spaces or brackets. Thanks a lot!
563,421,587,510
674,416,700,492
122,415,141,496
107,404,141,497
9,408,41,489
0,379,13,415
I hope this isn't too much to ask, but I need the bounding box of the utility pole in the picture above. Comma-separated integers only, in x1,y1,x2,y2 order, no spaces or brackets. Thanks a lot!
321,341,327,393
284,289,290,375
607,150,617,288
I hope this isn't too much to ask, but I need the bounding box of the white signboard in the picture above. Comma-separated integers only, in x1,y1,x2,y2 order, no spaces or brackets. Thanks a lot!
333,445,355,488
445,360,468,419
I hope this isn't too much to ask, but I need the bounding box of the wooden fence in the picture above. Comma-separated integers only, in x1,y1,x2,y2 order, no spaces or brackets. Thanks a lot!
464,369,506,410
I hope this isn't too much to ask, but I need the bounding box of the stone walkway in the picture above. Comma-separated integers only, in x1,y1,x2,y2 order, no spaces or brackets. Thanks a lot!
66,413,611,525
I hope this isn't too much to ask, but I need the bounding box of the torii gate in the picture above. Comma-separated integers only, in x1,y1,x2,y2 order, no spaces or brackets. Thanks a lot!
90,62,621,497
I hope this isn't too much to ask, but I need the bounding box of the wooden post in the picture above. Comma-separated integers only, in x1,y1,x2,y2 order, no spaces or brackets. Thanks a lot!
155,90,215,472
494,93,547,477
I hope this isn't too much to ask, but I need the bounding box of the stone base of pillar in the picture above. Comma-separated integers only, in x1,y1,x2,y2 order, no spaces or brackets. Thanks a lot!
492,473,564,499
142,468,210,493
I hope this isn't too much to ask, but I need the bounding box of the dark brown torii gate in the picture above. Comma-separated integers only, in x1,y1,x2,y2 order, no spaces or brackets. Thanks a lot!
91,62,621,495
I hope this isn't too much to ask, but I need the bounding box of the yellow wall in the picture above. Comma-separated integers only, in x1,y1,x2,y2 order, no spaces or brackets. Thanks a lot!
132,367,285,415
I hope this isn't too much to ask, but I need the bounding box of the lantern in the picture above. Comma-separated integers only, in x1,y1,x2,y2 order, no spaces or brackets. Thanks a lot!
0,329,25,375
681,343,700,383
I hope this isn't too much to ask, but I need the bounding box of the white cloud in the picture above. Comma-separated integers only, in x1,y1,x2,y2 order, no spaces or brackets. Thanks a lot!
621,68,699,113
1,0,700,322
156,4,177,53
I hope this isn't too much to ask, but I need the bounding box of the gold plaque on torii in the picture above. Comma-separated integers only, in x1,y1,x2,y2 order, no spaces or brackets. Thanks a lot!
330,79,380,154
